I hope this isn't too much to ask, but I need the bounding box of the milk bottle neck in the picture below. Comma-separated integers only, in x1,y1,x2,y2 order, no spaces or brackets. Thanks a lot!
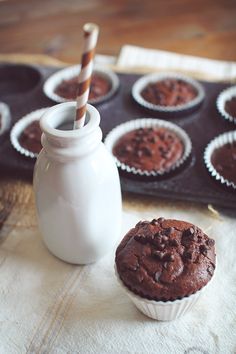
40,102,102,162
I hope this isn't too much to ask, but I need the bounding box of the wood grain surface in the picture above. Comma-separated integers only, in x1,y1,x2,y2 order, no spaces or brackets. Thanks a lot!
0,0,236,63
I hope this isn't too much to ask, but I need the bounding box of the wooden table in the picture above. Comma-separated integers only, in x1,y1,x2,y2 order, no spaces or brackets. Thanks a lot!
0,0,236,63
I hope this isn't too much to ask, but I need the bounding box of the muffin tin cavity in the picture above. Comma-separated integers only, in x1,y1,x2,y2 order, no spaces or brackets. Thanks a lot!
0,64,41,96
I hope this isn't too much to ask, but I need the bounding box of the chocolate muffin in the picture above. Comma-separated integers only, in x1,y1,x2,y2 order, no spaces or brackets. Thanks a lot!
112,127,184,173
115,218,216,302
19,120,42,154
224,96,236,118
211,142,236,185
54,73,111,101
141,79,197,107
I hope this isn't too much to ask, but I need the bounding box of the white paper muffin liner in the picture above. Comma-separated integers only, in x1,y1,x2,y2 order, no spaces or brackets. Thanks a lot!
132,72,205,113
216,85,236,124
204,130,236,189
104,118,192,177
10,107,50,159
114,265,214,321
0,102,11,135
43,65,120,104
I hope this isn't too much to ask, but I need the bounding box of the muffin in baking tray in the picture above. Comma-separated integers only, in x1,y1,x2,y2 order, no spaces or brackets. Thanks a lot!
115,217,216,321
43,65,119,105
104,118,192,178
132,72,205,114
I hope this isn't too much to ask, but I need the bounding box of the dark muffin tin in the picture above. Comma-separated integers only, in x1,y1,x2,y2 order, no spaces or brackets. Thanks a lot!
0,63,235,210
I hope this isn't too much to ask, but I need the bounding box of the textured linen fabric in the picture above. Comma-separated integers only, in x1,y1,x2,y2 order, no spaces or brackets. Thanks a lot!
117,45,236,81
0,198,235,354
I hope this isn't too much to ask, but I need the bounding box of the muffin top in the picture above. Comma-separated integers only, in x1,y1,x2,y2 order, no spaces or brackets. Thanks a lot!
211,142,236,185
19,120,42,154
141,79,197,107
54,73,111,101
115,218,216,301
112,127,184,172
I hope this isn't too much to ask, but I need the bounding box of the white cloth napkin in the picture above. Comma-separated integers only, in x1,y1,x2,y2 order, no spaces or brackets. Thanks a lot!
117,45,236,81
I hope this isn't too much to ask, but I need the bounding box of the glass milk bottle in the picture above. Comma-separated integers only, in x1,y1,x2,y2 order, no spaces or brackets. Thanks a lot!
33,102,122,264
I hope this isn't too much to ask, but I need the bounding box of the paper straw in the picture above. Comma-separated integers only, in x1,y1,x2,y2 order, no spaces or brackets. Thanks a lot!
74,23,99,130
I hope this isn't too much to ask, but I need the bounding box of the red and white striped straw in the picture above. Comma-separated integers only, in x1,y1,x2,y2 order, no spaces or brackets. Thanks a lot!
74,23,99,130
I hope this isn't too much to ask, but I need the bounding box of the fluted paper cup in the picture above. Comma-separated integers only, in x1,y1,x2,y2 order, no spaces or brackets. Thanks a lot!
115,266,214,321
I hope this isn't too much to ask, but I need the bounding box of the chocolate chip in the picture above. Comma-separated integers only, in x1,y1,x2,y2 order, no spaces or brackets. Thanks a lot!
136,221,149,227
136,149,143,157
125,145,132,153
136,128,144,134
169,239,178,247
165,227,174,235
183,251,192,261
163,253,174,262
163,262,168,269
169,254,175,262
207,264,215,276
157,217,165,223
182,227,196,245
206,238,215,247
151,219,159,226
161,235,169,243
152,250,165,260
149,136,158,143
142,146,153,157
187,227,195,236
199,244,208,256
154,231,162,238
137,272,144,283
156,243,165,251
134,235,147,244
197,236,203,243
146,234,154,242
155,271,161,282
